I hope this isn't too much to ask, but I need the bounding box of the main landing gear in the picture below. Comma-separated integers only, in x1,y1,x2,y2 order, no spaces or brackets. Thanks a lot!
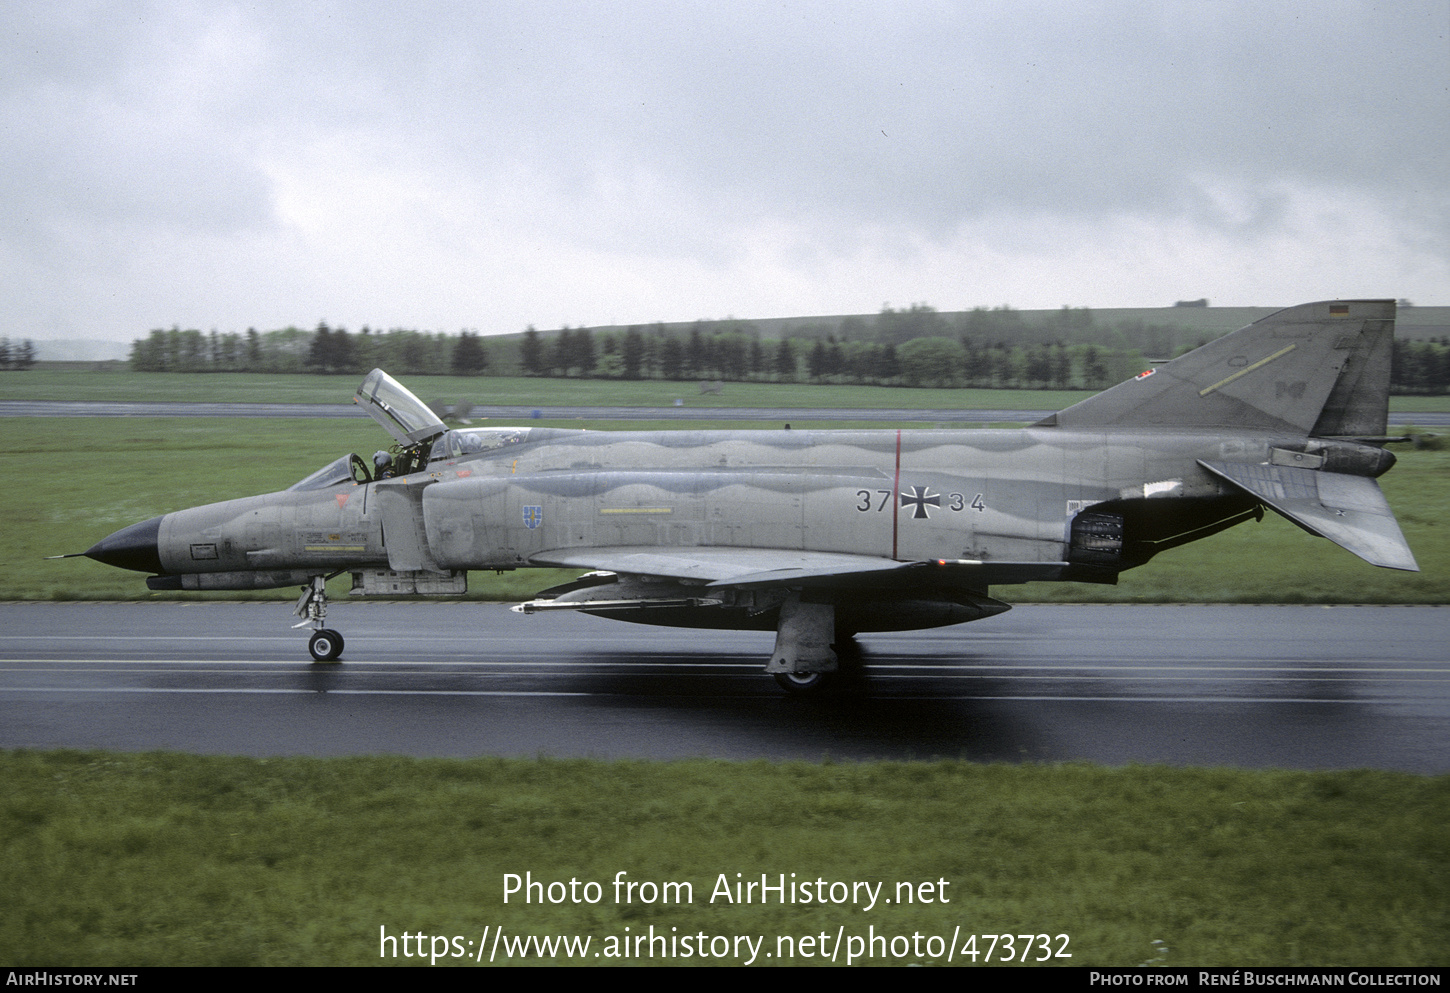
294,575,345,662
771,636,864,695
764,595,867,695
774,671,832,693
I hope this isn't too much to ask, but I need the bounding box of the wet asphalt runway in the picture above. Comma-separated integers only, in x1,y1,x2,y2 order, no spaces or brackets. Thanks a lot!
1,602,1445,771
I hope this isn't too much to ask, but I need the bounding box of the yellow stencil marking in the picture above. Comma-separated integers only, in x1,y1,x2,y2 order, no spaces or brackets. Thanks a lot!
1199,344,1297,397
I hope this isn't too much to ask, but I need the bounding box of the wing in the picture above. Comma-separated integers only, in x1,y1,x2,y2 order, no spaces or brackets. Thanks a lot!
528,545,1066,589
529,546,914,587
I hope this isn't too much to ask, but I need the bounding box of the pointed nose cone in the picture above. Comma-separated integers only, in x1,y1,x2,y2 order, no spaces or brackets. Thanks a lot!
85,515,165,574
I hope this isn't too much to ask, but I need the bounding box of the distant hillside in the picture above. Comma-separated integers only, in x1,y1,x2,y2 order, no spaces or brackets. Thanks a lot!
39,302,1448,376
510,303,1450,356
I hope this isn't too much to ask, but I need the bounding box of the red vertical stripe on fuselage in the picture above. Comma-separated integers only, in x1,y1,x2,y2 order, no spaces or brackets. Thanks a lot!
892,429,901,560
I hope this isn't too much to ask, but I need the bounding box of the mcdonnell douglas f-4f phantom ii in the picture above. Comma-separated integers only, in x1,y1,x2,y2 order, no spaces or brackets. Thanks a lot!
80,300,1418,692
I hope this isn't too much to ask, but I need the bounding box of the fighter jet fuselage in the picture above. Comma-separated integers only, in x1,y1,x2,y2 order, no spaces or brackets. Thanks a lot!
80,301,1418,688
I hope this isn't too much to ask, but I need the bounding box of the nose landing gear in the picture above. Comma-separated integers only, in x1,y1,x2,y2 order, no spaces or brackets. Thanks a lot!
307,628,345,662
293,575,345,662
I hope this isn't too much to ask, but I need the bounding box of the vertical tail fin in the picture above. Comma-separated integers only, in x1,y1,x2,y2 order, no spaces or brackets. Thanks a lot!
1041,300,1396,435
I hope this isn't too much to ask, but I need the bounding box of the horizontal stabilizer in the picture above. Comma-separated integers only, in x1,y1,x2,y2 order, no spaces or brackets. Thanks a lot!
1198,461,1418,571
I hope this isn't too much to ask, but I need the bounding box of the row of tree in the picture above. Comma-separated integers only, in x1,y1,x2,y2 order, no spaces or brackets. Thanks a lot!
126,313,1450,394
0,338,38,371
520,325,1149,390
128,325,488,376
1391,339,1450,395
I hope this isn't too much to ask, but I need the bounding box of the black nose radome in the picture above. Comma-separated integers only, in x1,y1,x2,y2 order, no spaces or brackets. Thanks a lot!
85,515,165,574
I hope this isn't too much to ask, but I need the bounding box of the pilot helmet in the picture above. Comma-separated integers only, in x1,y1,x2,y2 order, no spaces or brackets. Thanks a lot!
372,450,393,470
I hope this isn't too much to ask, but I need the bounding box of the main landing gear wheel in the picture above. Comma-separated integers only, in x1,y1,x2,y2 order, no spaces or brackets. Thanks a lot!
774,671,832,694
309,629,344,663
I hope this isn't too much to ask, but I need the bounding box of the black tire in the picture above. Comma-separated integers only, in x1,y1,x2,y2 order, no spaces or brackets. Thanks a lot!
774,671,832,694
309,629,344,663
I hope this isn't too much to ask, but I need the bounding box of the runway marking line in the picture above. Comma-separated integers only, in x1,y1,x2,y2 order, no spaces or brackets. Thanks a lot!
0,685,1431,705
1,660,1445,679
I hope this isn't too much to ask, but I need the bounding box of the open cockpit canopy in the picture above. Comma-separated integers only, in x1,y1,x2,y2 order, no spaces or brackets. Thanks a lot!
354,369,447,447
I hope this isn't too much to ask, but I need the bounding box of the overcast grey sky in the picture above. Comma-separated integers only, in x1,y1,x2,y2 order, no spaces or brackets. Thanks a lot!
4,0,1447,344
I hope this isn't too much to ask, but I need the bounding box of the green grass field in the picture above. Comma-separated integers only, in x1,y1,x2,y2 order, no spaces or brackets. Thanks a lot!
2,751,1445,966
6,368,1095,409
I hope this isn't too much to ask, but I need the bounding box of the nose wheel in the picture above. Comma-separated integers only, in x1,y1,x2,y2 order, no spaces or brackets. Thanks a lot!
308,628,345,662
294,576,345,663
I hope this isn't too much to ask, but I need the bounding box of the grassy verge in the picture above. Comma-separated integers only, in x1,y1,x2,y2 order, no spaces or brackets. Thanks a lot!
4,369,1088,408
2,750,1444,966
9,418,1446,604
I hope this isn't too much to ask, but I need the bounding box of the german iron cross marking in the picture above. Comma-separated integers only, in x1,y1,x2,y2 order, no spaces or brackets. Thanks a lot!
900,485,940,520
